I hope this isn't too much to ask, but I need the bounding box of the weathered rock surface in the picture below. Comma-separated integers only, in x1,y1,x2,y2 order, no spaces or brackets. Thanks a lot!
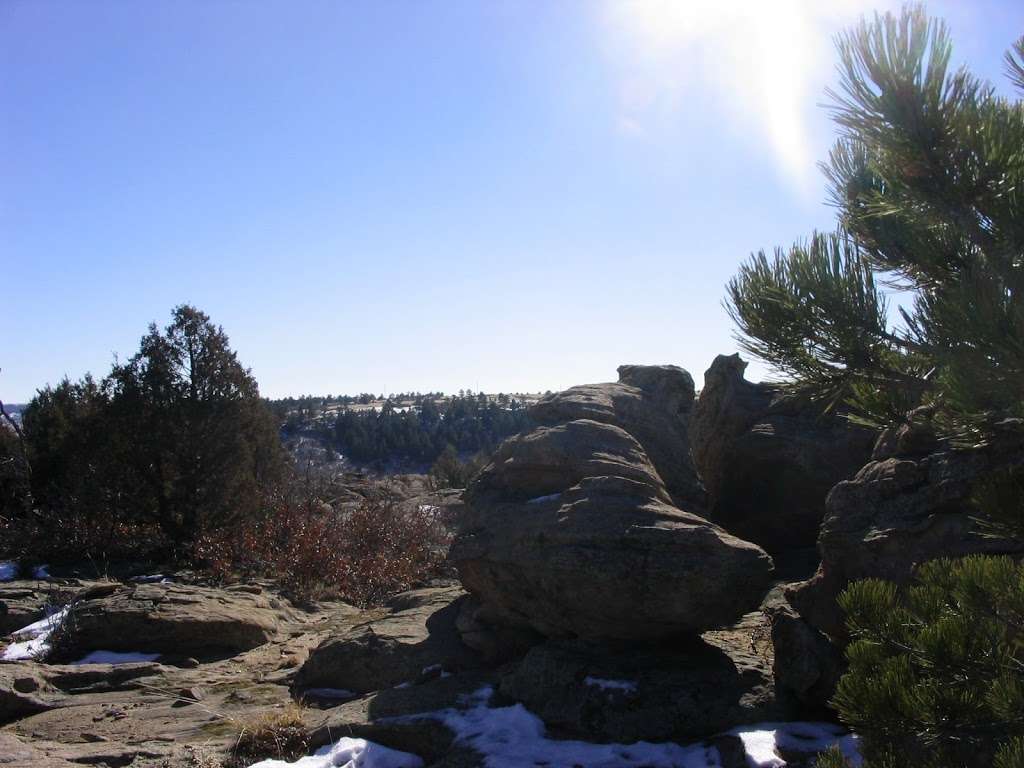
790,425,1024,639
452,416,774,639
500,609,781,743
454,594,542,664
531,364,705,509
689,354,874,555
0,585,52,636
295,585,482,694
68,582,281,658
0,665,62,723
763,593,843,716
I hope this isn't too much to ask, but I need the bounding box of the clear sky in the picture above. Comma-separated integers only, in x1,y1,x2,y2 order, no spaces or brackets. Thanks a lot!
3,1,1022,401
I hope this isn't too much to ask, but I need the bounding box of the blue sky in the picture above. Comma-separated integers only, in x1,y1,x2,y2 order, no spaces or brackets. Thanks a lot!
3,1,1022,401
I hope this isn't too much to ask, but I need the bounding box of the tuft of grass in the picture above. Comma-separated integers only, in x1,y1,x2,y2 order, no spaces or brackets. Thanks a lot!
814,746,854,768
231,703,310,765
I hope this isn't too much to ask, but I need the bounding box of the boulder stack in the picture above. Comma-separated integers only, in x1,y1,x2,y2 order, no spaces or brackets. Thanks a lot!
450,364,774,644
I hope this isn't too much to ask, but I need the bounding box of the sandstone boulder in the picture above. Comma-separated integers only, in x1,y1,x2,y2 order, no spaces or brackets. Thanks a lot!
689,354,874,556
451,419,774,640
530,364,704,509
789,424,1024,640
295,585,481,694
68,582,280,658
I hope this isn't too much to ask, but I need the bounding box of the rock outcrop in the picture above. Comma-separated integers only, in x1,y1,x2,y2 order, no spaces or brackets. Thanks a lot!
69,582,281,658
294,585,482,694
789,423,1024,639
451,365,774,643
690,354,875,557
531,364,705,509
766,421,1024,713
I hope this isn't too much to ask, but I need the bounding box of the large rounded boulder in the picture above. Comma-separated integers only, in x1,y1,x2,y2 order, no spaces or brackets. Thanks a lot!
450,415,773,641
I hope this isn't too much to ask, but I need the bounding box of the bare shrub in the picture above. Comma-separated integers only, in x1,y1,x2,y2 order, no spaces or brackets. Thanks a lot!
195,494,450,606
1,509,170,568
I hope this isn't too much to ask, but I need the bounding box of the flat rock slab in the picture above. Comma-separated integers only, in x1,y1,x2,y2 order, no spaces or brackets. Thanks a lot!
295,585,481,694
0,664,64,724
68,582,281,658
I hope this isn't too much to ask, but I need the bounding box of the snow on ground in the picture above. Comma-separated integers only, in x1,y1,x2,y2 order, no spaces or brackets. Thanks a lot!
420,664,451,679
32,564,50,579
0,561,17,581
71,650,161,665
526,493,561,504
584,676,638,694
1,606,70,661
731,722,862,768
247,737,423,768
253,686,865,768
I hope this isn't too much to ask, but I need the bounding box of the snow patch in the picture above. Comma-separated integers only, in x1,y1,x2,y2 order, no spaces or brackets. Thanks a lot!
584,676,638,694
404,686,717,768
247,736,423,768
0,561,17,581
31,564,50,579
72,650,161,665
731,722,863,768
247,687,863,768
526,493,561,505
1,605,70,661
130,574,169,584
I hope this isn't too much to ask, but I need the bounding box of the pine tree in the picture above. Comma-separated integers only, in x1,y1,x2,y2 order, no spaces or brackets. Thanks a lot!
726,7,1024,442
724,7,1024,767
830,557,1024,767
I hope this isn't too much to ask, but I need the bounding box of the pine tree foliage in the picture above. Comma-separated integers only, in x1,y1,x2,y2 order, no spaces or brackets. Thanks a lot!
833,556,1024,768
726,5,1024,441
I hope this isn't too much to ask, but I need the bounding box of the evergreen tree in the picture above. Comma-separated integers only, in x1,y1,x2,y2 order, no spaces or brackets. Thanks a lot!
725,8,1024,767
825,557,1024,768
106,305,286,543
726,7,1024,442
6,305,287,558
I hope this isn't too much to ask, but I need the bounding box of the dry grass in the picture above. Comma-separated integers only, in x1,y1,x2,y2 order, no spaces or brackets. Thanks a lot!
231,703,310,765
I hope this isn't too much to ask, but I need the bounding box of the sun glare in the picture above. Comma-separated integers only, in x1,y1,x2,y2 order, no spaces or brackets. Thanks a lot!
602,0,894,195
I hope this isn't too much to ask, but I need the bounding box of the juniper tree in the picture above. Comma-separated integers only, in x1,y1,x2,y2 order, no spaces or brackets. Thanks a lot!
726,6,1024,442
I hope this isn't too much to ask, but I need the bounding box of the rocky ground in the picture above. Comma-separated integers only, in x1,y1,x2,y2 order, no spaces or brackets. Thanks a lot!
0,574,857,768
10,356,1007,768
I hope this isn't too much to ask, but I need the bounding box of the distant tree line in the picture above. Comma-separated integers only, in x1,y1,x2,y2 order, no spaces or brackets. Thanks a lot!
275,391,532,469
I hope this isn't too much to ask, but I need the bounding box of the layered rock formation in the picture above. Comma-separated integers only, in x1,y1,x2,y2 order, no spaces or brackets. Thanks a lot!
771,420,1024,710
447,364,785,744
68,582,283,659
450,365,774,642
295,585,482,694
530,364,705,510
789,422,1024,639
690,354,875,557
